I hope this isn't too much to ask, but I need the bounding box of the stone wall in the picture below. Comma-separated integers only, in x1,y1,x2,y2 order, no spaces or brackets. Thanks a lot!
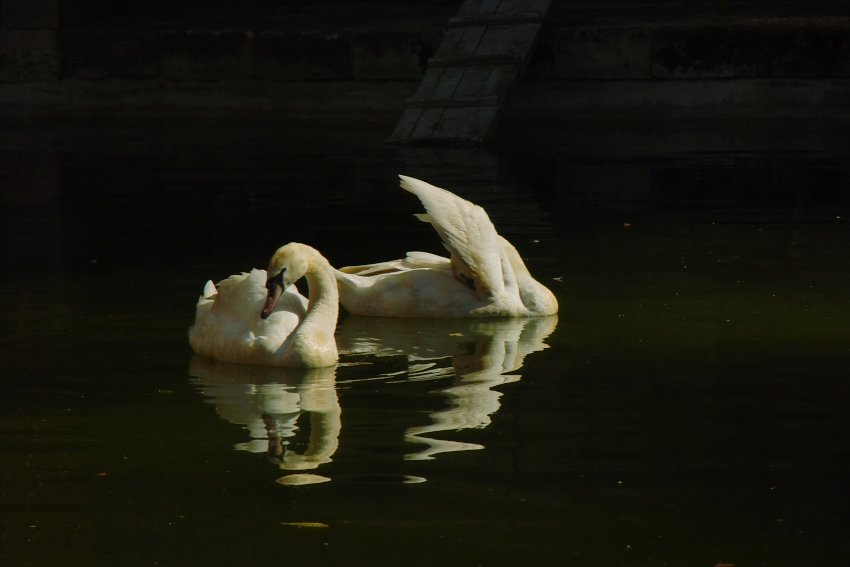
511,10,850,122
3,0,850,120
1,0,60,82
0,1,449,116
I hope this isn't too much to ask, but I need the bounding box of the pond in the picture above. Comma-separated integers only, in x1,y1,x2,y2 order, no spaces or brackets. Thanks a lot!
1,115,849,566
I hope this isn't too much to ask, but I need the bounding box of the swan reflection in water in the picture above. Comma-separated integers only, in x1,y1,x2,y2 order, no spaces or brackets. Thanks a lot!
337,315,558,461
189,357,340,485
190,315,558,481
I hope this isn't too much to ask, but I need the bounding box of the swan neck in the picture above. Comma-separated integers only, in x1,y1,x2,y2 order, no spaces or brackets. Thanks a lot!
303,259,339,322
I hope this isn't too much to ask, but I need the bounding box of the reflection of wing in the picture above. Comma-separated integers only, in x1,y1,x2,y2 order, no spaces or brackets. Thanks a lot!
469,315,559,375
412,316,556,460
189,357,340,471
404,377,511,460
337,315,557,364
336,315,558,461
400,175,507,299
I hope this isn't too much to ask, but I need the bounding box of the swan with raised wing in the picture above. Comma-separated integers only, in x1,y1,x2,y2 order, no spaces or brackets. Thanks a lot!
335,175,559,318
189,242,339,368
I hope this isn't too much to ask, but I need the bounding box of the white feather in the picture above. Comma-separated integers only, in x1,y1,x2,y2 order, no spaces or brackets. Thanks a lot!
334,176,558,318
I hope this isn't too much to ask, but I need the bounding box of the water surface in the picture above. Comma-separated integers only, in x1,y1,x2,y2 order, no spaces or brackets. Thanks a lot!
1,117,849,566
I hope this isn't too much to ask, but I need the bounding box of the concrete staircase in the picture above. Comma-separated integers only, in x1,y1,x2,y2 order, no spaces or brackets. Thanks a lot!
389,0,551,144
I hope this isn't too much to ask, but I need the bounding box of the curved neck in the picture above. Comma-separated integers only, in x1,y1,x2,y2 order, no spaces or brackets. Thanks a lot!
301,256,339,327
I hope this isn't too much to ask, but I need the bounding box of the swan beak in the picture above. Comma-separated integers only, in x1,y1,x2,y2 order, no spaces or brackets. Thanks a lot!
261,283,284,319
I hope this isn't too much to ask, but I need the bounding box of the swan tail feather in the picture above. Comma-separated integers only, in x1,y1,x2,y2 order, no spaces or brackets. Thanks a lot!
202,280,217,298
398,174,420,195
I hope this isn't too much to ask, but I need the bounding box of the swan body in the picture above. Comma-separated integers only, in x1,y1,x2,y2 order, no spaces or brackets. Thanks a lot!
335,175,559,318
189,243,339,367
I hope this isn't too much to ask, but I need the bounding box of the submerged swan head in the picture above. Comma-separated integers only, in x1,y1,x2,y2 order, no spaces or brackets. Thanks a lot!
262,243,312,319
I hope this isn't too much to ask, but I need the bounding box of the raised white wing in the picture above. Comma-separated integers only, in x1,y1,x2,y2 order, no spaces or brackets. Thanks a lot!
399,175,507,298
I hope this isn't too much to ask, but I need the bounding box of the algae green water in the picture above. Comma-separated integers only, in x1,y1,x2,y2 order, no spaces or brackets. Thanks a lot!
1,119,849,566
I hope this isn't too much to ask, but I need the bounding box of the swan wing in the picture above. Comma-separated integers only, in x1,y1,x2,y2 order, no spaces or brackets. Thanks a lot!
399,175,505,298
212,269,307,321
403,251,451,270
338,259,407,276
338,251,451,276
190,269,308,364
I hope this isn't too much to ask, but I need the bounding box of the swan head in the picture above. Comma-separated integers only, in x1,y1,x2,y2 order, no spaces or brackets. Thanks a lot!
261,243,310,319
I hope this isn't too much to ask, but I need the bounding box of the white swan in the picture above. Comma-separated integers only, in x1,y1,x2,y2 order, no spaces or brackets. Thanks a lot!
334,175,559,318
189,242,339,368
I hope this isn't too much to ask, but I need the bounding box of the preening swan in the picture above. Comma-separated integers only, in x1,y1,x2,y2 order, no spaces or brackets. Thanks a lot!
189,243,339,368
335,175,559,318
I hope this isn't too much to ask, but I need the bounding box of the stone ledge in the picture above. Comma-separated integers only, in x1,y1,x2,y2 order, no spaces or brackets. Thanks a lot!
529,18,850,80
0,0,58,30
2,26,441,83
508,77,850,120
0,29,58,81
0,78,418,117
59,29,159,79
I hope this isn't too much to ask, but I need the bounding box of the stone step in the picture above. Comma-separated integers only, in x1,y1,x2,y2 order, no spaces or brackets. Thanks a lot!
390,0,551,144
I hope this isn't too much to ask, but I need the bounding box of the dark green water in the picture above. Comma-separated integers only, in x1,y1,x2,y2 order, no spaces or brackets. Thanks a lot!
2,117,849,566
